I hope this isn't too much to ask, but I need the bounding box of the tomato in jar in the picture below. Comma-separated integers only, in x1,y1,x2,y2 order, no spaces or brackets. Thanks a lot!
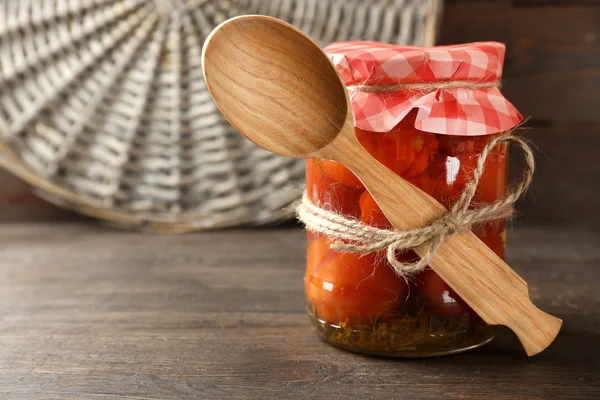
305,249,409,326
306,159,363,218
305,124,507,356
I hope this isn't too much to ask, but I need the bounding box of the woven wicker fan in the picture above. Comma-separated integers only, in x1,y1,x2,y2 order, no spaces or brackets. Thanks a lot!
0,0,442,233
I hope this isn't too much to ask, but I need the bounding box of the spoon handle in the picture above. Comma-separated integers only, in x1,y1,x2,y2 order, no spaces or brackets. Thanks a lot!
327,126,562,356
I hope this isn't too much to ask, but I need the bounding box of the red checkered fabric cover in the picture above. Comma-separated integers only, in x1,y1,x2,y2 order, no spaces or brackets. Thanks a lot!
324,41,523,135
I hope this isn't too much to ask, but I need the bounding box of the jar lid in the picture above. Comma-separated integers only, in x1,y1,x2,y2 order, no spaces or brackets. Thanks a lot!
324,41,523,135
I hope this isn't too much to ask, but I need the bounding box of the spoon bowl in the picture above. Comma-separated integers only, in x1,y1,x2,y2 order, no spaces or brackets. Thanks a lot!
202,15,349,158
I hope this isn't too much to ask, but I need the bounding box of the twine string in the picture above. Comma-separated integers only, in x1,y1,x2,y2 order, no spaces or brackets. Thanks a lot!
296,131,534,278
347,80,502,93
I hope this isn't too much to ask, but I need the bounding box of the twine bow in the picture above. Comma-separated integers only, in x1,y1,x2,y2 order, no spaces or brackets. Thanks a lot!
296,131,535,278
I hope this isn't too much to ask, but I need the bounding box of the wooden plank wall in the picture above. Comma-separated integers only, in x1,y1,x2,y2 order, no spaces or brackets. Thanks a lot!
0,174,74,221
440,0,600,228
0,1,597,228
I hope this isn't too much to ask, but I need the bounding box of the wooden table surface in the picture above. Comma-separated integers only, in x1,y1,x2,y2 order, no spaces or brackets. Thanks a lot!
0,223,598,399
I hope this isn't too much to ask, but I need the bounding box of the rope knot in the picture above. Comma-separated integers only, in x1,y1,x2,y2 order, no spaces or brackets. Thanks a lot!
440,214,462,235
296,130,534,279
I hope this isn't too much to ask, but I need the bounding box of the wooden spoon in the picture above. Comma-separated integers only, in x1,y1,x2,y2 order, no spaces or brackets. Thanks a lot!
202,15,562,356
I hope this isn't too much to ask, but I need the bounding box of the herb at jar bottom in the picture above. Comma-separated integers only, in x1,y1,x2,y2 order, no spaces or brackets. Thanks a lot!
307,298,496,356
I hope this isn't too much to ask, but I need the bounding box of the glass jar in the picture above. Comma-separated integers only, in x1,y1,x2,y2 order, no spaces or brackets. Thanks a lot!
305,110,509,357
304,41,522,357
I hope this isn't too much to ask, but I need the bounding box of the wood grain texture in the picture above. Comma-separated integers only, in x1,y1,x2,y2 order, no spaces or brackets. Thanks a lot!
441,0,600,227
0,224,597,399
516,0,600,4
202,16,348,158
511,122,600,228
441,1,600,121
0,171,77,221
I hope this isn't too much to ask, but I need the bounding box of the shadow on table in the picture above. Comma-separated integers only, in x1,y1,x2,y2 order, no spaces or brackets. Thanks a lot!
426,321,599,366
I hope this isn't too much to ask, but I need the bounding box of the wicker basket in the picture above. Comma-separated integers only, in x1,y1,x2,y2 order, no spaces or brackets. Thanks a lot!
0,0,443,233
